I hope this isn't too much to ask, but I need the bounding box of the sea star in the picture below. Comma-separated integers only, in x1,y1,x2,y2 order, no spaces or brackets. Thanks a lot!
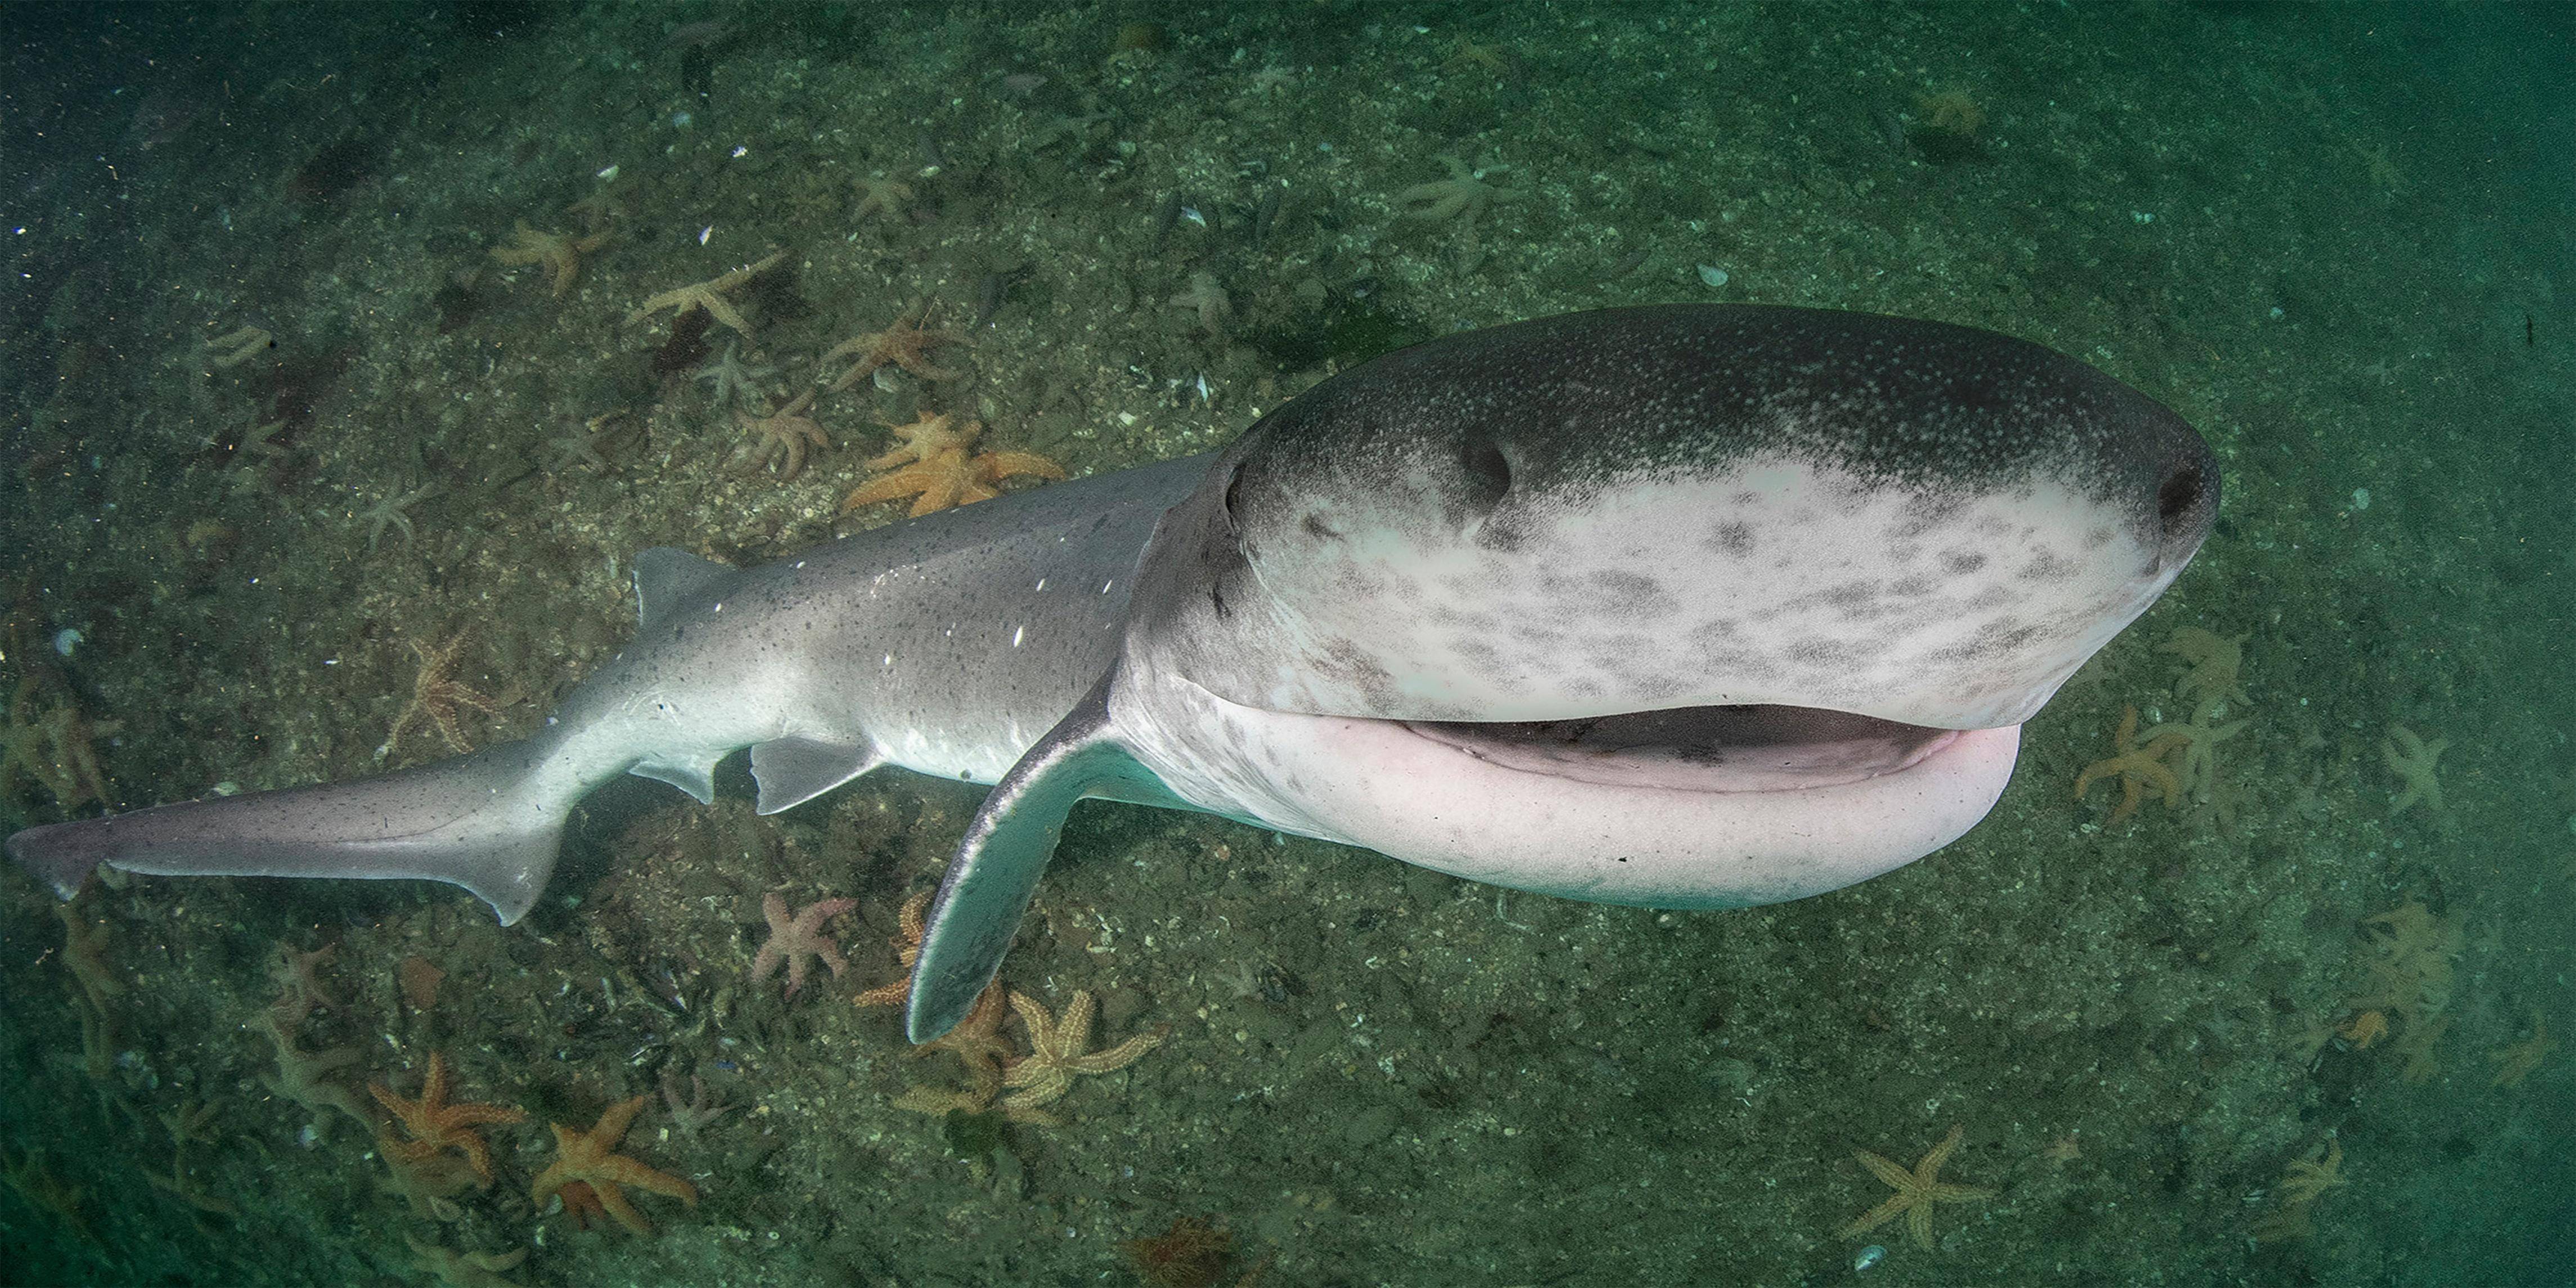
2488,1012,2555,1087
369,1051,526,1187
628,249,785,335
864,409,983,470
1,678,119,809
840,443,1067,518
384,630,501,757
749,891,858,998
1393,154,1520,224
488,221,611,298
854,888,933,1009
1837,1123,1995,1252
821,303,969,392
1000,989,1168,1113
892,979,1020,1118
356,483,438,551
691,340,775,414
529,1095,698,1236
734,389,832,481
2073,704,2185,823
2381,723,2448,815
852,174,914,220
404,1236,528,1288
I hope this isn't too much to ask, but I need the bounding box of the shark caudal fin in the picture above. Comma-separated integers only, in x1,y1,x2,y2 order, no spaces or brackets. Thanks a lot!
4,741,571,925
905,676,1179,1042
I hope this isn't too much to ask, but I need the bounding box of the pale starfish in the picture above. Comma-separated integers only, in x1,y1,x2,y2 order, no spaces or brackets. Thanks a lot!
2382,724,2448,815
1000,989,1167,1112
384,630,501,757
748,891,857,998
734,389,831,481
821,303,968,392
852,174,914,220
489,221,611,298
1838,1123,1994,1251
628,249,785,335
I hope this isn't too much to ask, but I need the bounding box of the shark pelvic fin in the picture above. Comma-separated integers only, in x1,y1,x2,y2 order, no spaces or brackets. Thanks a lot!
906,675,1163,1043
632,546,734,627
749,737,884,814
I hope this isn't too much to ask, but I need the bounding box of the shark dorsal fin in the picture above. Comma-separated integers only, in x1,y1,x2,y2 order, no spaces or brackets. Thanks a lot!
905,675,1164,1043
632,547,733,629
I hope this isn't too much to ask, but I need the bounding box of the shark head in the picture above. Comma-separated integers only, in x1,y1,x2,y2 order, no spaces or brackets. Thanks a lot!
907,304,2217,1039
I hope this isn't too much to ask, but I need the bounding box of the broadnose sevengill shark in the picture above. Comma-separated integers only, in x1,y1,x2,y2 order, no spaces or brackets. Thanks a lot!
6,304,2218,1042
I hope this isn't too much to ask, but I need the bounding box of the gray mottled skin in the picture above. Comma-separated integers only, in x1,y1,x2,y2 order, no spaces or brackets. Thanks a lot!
1131,305,2214,727
905,305,2215,1038
5,305,2217,1049
5,454,1210,923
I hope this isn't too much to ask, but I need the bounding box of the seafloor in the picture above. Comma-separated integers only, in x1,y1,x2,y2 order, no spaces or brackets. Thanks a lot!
1,2,2569,1286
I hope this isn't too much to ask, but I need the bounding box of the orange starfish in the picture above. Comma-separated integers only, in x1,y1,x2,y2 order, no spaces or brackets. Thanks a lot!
529,1096,698,1236
369,1052,526,1187
891,979,1020,1116
821,303,969,391
865,409,983,471
842,445,1067,518
2072,704,2186,823
855,889,933,1009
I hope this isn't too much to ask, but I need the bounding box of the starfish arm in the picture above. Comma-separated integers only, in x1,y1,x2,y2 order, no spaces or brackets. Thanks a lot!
594,1094,648,1147
1837,1193,1912,1239
1069,1028,1167,1074
978,451,1069,482
701,296,752,334
593,1182,656,1236
1854,1149,1916,1190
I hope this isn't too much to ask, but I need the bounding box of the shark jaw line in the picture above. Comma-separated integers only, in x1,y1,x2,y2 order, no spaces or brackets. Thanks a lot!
1139,676,2023,912
1395,703,1968,794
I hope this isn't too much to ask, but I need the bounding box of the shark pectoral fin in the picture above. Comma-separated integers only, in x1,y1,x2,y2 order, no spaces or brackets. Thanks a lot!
906,680,1161,1043
631,546,733,627
628,757,718,804
749,737,885,814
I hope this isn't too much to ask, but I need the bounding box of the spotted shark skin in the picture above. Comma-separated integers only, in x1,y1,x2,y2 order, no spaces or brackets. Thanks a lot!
2,306,2217,1046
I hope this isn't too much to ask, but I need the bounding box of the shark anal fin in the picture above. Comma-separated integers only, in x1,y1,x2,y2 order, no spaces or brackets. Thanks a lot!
906,676,1160,1043
628,756,718,804
632,546,734,628
749,737,884,814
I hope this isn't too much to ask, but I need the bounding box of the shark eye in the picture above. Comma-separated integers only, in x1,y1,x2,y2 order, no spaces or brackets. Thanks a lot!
1458,439,1513,512
1221,464,1247,529
2156,460,2206,530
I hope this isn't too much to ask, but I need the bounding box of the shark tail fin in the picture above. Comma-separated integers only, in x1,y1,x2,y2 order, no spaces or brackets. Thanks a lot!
906,676,1170,1043
5,741,571,925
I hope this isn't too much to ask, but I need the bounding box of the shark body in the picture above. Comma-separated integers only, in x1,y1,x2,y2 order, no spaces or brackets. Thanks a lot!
5,306,2218,1043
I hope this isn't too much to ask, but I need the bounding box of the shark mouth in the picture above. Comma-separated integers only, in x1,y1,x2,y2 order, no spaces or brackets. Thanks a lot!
1397,704,1962,795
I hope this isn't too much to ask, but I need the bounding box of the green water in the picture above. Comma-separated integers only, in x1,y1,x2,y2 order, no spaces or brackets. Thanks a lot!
2,2,2569,1285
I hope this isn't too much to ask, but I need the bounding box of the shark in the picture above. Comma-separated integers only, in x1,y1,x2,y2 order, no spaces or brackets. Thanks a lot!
5,304,2217,1043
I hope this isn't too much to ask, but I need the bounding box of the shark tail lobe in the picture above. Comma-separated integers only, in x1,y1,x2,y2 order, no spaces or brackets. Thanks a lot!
5,741,571,925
